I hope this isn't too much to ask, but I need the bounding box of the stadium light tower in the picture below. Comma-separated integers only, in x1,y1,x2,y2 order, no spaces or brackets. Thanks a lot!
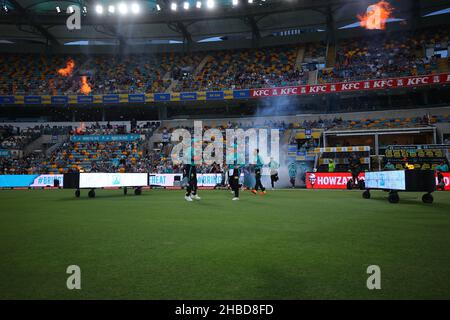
171,2,177,11
95,4,104,15
232,0,238,6
183,1,190,10
248,0,253,4
118,2,128,15
206,0,215,9
108,4,115,14
196,1,202,9
131,3,140,14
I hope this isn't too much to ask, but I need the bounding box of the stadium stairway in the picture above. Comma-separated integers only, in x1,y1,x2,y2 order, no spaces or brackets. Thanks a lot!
295,47,305,70
22,133,45,157
283,129,293,145
45,138,68,157
163,70,172,81
165,80,179,93
194,55,211,77
308,70,318,85
438,58,449,73
325,44,336,68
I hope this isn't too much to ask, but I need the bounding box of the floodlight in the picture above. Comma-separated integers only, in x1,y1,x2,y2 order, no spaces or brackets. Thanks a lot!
95,4,103,15
118,2,128,15
131,3,140,14
206,0,214,9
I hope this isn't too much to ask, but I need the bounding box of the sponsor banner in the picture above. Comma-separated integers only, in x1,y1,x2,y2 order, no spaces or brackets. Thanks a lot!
306,172,361,189
154,93,171,101
306,172,450,190
206,91,224,100
0,73,448,105
77,95,94,104
251,86,299,98
149,174,179,187
103,94,120,104
387,144,450,151
197,174,223,186
233,90,251,99
223,90,233,100
180,92,197,101
41,95,51,104
250,73,450,98
0,96,15,104
70,134,141,142
0,174,63,188
79,173,148,188
128,94,145,103
437,172,450,191
30,174,64,187
51,96,68,104
0,149,10,157
24,95,42,104
149,174,223,187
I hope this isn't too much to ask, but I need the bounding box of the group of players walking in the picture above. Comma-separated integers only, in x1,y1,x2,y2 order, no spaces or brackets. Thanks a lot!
184,148,278,202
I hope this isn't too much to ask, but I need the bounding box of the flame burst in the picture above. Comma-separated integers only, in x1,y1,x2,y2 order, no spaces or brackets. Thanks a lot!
358,1,394,30
80,76,92,95
57,59,75,76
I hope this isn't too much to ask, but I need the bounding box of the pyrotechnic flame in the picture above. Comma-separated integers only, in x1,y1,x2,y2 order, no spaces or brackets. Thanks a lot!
75,122,86,134
358,0,394,30
57,59,75,77
80,76,92,95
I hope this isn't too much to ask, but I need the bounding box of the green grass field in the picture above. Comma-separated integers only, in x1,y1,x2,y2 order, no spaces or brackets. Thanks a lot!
1,188,450,300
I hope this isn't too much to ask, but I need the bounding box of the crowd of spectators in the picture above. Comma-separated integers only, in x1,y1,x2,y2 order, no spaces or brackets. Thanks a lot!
1,26,447,96
174,46,307,92
0,113,448,175
318,28,448,83
0,126,41,149
0,153,47,174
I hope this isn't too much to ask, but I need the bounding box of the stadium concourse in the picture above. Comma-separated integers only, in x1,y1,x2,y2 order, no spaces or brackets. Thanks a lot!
0,0,450,302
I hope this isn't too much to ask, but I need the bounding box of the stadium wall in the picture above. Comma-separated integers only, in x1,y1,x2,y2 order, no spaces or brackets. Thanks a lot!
159,106,450,129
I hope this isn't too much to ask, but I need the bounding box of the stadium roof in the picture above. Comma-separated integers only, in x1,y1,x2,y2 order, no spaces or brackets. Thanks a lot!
0,0,449,46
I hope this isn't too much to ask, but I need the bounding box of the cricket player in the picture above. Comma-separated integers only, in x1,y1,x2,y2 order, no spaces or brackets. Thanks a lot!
288,162,297,188
183,142,201,202
268,157,279,189
228,144,241,200
229,164,241,201
252,149,266,195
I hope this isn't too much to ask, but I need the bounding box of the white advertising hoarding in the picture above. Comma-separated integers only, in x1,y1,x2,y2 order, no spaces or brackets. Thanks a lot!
365,171,406,190
79,173,148,188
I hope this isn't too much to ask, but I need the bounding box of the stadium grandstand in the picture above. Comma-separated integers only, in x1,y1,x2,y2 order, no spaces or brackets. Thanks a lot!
0,0,450,303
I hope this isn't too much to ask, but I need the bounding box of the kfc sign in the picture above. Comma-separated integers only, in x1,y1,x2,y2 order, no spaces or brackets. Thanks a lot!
250,73,450,98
